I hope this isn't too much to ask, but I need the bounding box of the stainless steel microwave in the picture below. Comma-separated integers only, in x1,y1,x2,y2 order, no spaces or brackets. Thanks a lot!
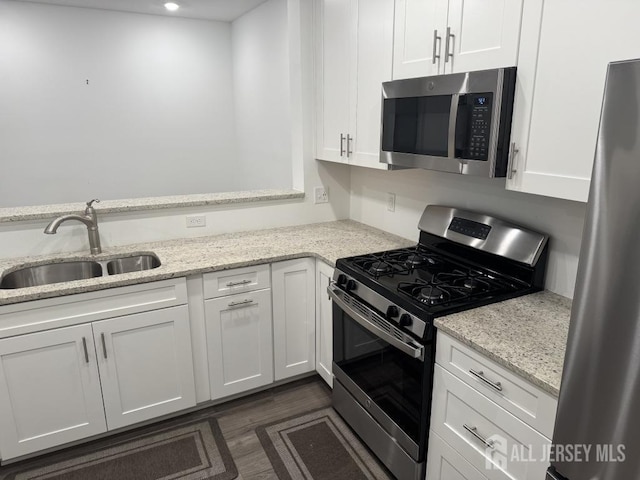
380,67,516,177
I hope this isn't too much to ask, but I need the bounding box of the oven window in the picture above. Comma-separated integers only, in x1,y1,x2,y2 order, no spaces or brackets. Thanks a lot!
381,95,451,157
333,307,427,444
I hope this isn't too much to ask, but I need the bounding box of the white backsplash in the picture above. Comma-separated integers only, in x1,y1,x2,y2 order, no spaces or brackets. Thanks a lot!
349,167,587,299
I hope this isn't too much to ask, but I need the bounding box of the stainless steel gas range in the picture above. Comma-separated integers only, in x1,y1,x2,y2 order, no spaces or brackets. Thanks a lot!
329,205,549,479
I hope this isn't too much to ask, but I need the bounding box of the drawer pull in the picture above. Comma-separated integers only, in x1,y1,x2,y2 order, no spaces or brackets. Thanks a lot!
226,279,252,287
469,369,503,391
228,299,254,307
463,424,495,449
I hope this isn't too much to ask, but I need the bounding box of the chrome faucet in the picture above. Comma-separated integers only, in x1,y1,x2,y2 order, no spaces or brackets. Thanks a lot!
44,199,102,254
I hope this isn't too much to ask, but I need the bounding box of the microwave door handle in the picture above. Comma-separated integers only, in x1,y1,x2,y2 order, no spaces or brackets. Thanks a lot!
448,93,460,160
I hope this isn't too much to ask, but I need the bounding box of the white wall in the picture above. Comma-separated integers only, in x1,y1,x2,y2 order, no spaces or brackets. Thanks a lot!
0,1,239,206
350,167,586,298
0,0,352,259
231,0,293,190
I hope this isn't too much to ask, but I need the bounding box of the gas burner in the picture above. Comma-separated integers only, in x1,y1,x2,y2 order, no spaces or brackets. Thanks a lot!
405,253,436,267
370,261,392,275
456,277,489,291
417,286,447,304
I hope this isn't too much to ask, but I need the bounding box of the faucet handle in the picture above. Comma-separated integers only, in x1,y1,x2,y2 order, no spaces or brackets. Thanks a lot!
85,199,100,215
86,199,100,208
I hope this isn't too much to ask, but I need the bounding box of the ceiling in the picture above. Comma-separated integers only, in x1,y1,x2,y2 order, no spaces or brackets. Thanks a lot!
16,0,269,21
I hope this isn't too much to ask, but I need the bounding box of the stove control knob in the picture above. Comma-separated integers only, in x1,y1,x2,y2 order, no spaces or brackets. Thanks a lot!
337,274,347,286
345,279,357,292
386,306,399,318
399,314,413,327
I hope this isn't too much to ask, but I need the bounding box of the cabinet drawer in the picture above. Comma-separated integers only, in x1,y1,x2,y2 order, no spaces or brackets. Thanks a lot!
431,365,551,480
203,265,270,299
426,430,488,480
436,333,557,438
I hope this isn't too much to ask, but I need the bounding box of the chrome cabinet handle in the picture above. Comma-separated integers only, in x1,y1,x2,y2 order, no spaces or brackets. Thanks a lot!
469,369,503,391
507,142,519,179
444,26,454,63
226,279,252,287
432,29,442,64
101,333,108,359
463,424,495,449
347,135,353,157
82,337,89,363
228,299,254,307
340,134,346,156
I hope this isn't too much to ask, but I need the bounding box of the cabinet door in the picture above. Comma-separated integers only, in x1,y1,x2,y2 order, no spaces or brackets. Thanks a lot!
426,430,489,480
205,289,273,400
272,258,316,381
0,325,106,459
445,0,523,74
392,0,448,79
314,0,352,163
508,0,640,202
349,0,393,169
315,261,334,387
93,305,196,430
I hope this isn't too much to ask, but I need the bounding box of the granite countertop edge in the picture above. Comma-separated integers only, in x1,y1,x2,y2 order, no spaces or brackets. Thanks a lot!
434,290,572,398
0,220,414,306
0,189,305,223
435,320,561,396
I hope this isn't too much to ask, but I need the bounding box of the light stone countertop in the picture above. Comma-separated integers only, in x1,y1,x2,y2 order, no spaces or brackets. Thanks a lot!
0,220,414,306
0,189,304,223
1,219,571,398
434,290,572,397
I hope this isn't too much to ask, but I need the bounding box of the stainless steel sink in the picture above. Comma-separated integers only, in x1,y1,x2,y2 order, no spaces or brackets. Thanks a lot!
0,261,103,289
106,254,161,275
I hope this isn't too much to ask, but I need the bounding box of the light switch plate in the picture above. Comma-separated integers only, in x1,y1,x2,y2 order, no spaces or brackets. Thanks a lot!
387,193,396,212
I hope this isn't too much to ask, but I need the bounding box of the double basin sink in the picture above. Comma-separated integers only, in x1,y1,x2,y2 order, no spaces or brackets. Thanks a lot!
0,254,161,289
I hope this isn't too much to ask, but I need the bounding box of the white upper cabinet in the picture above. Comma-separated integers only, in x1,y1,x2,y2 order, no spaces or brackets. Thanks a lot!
507,0,640,202
392,0,524,80
393,0,448,79
314,0,351,163
314,0,393,169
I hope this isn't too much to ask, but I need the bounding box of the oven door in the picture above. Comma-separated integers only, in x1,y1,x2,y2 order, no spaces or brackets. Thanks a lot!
328,284,433,461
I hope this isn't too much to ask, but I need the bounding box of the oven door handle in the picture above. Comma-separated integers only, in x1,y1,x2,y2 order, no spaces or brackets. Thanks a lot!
328,284,425,362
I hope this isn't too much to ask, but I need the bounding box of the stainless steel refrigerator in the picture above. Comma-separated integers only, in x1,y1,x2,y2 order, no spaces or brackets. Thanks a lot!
547,59,640,479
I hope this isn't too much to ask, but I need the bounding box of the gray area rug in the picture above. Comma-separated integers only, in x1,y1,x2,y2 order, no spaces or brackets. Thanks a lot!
0,415,237,480
256,408,391,480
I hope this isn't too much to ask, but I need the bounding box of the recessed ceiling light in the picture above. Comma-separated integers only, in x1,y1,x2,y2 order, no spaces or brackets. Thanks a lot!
164,2,180,11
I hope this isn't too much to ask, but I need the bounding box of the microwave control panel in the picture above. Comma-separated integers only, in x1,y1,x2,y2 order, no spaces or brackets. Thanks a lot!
469,94,492,160
460,93,493,161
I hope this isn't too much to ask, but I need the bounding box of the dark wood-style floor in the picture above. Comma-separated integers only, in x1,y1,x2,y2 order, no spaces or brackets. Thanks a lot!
215,376,333,479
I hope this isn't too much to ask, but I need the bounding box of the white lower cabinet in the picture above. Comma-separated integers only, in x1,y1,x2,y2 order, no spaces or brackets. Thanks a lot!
271,259,316,381
0,279,196,461
0,324,107,460
93,305,196,430
205,289,274,400
426,431,488,480
315,260,333,387
427,331,556,480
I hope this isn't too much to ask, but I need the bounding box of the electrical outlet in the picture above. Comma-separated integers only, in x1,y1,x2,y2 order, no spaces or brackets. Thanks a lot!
186,215,206,228
387,193,396,212
314,186,329,204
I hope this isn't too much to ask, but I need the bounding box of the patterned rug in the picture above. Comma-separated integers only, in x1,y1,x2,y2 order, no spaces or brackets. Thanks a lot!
0,415,237,480
256,408,391,480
